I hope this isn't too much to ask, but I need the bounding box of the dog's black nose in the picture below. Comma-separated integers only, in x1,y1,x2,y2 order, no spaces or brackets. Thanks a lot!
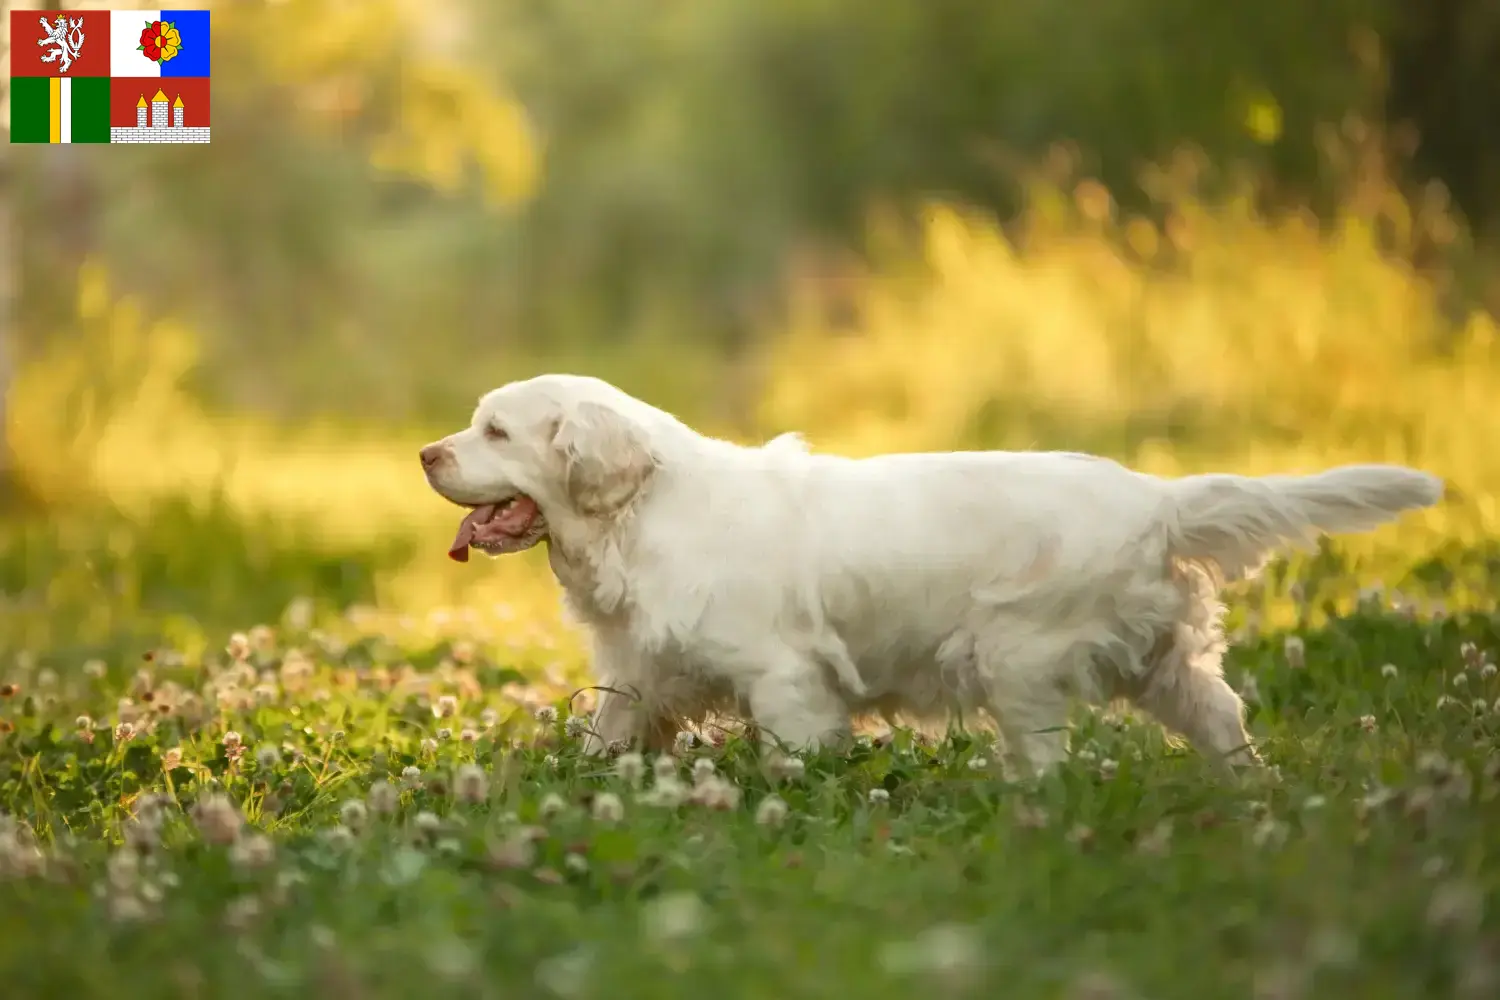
419,444,445,469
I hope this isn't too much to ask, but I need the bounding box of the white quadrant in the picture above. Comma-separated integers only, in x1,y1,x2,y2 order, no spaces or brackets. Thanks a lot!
110,9,164,77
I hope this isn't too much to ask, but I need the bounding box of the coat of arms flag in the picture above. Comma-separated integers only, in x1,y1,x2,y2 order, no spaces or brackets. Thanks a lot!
9,8,211,144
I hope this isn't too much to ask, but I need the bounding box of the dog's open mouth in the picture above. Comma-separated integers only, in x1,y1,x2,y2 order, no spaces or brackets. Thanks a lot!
447,496,548,562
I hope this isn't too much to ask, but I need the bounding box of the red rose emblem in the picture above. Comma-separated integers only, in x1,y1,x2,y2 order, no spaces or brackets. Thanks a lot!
139,21,163,61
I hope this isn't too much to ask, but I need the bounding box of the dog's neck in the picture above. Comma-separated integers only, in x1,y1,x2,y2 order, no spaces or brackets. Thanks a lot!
545,513,637,626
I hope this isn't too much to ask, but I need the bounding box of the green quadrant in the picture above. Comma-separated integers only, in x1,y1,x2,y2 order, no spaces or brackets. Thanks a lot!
9,76,50,144
71,77,111,143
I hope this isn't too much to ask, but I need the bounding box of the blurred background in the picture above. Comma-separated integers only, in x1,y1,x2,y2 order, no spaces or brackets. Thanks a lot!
3,0,1499,667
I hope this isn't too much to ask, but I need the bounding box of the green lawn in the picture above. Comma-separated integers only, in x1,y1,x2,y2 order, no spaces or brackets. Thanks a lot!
1,512,1497,1000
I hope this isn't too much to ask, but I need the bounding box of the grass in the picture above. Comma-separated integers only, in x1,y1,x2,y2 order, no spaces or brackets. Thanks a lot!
1,556,1499,999
4,133,1500,997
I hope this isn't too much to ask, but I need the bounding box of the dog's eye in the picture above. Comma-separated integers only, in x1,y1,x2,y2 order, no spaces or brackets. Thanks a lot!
484,424,509,442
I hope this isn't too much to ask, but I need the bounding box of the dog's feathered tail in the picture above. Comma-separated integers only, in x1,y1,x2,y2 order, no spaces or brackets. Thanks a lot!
1165,464,1443,582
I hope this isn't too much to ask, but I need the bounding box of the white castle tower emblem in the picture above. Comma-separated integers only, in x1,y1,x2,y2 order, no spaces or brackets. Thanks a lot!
111,89,211,143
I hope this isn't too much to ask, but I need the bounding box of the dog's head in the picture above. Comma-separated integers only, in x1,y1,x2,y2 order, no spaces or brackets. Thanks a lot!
420,375,662,561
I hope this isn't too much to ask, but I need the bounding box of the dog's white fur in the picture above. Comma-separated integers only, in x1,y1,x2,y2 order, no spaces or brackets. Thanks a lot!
422,373,1443,774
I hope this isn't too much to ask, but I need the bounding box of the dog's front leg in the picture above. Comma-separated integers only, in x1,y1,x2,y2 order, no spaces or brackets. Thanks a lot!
578,635,648,756
580,684,642,756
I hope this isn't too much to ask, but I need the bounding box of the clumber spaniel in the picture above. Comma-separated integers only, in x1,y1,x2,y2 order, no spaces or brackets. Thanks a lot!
420,374,1442,775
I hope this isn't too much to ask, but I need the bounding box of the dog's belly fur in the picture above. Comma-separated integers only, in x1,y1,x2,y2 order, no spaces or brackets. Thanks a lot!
836,585,1198,727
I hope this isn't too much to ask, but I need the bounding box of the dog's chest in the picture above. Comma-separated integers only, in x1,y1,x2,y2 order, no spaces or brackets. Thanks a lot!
573,592,743,714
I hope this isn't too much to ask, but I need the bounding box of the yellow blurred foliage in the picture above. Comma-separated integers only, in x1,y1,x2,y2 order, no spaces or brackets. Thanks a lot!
759,149,1500,597
235,0,539,205
1244,92,1283,145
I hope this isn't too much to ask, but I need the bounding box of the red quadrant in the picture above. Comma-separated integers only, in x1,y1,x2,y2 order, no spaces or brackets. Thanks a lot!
10,9,111,77
110,76,211,128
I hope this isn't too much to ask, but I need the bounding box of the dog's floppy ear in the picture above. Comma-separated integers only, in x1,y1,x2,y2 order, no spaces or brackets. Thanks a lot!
550,401,659,516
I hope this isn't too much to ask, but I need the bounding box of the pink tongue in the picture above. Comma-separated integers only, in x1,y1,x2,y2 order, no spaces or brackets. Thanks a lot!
447,504,498,562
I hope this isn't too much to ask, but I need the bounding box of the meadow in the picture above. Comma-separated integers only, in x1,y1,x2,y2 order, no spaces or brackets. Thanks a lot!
3,138,1500,998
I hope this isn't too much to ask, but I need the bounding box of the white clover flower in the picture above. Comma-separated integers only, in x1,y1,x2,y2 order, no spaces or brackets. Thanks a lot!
591,792,624,824
1250,818,1287,850
640,776,686,808
879,923,982,981
367,780,399,816
642,892,705,945
1136,819,1174,857
1417,750,1451,777
689,775,741,811
534,706,558,725
765,752,805,782
1427,880,1485,933
868,788,890,804
1240,674,1261,704
755,795,789,828
322,825,355,851
455,764,488,804
226,633,251,662
340,799,368,831
228,832,276,871
191,793,243,846
614,752,646,787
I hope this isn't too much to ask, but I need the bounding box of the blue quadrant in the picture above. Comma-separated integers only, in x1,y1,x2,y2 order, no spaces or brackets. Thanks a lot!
159,10,211,78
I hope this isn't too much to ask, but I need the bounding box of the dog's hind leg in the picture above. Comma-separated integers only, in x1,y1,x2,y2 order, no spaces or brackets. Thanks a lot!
1131,646,1259,770
1126,571,1260,770
987,682,1072,778
975,630,1080,778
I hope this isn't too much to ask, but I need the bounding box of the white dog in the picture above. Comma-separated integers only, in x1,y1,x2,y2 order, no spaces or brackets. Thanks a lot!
420,373,1442,774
